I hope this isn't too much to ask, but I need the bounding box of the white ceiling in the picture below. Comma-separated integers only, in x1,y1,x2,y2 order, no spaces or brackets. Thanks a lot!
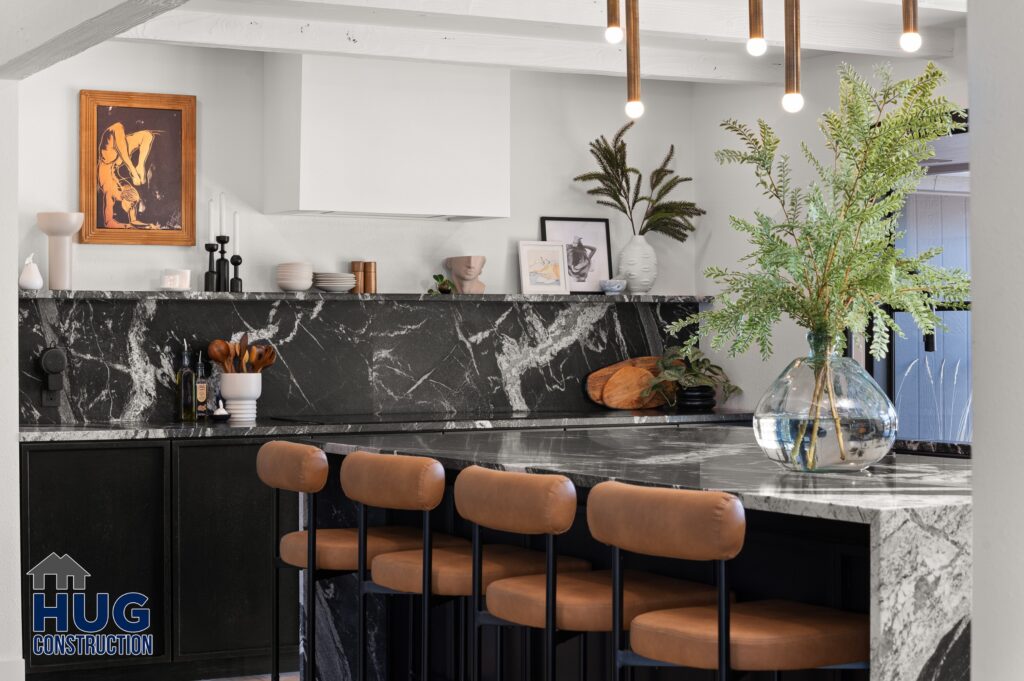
119,0,967,84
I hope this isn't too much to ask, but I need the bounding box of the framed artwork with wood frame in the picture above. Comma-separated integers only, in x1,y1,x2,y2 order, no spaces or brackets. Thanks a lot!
79,90,196,245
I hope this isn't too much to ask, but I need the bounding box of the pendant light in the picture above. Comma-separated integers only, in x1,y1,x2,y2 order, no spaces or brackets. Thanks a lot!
781,0,804,113
625,0,644,118
900,0,922,52
746,0,767,56
606,0,624,44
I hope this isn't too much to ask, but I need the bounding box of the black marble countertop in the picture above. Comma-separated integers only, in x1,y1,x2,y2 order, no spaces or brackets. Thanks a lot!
18,290,711,304
312,425,971,522
18,409,751,443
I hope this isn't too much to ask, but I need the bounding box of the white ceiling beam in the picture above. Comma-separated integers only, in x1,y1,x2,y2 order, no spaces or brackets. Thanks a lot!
0,0,189,79
198,0,956,58
119,9,782,84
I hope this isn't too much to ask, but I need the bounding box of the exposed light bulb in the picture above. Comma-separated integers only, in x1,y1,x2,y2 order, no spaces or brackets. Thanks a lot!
781,92,805,113
625,100,645,119
899,31,922,52
746,37,768,57
605,25,624,44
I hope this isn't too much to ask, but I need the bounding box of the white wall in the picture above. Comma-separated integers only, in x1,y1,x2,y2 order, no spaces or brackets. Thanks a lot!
689,39,968,409
0,78,26,681
18,41,699,294
969,4,1023,678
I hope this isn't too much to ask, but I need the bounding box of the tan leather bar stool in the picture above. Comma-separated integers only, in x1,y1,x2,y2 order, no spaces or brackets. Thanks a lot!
341,451,468,681
256,441,330,681
450,465,595,681
372,464,591,681
587,481,870,681
483,484,721,681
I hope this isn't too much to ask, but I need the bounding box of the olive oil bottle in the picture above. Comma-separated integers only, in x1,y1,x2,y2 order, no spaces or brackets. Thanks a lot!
195,350,209,418
176,341,197,422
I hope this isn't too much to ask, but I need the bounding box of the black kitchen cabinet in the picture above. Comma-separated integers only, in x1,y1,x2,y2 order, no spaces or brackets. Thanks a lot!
21,437,301,681
20,440,172,674
172,438,299,660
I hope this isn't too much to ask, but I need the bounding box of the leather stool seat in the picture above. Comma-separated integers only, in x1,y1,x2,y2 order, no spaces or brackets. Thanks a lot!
371,544,591,596
486,569,717,632
630,599,870,671
280,526,467,570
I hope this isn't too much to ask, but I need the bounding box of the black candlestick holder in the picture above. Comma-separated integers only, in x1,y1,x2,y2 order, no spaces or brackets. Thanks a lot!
215,235,230,292
229,255,243,293
204,243,219,292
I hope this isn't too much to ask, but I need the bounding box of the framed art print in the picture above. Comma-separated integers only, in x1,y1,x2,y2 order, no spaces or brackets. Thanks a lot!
518,241,570,295
540,217,612,293
79,90,196,245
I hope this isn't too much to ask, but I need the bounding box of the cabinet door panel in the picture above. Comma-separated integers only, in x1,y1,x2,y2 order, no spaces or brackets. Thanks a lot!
21,441,171,671
173,439,299,659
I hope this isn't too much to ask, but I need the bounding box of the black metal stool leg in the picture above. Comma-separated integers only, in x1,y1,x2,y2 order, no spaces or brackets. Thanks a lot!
357,503,368,681
306,492,317,681
272,489,281,681
421,510,432,681
495,627,503,681
544,534,557,681
578,632,586,681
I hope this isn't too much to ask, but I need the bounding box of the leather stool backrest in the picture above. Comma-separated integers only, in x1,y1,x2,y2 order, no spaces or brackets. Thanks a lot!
587,481,746,561
256,441,329,493
454,465,577,535
341,451,446,511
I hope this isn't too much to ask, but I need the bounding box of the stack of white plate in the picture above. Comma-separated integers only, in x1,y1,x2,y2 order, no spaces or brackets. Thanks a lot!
313,272,357,293
277,263,313,291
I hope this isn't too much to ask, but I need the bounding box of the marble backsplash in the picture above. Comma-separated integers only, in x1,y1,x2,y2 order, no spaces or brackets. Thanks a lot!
19,292,699,424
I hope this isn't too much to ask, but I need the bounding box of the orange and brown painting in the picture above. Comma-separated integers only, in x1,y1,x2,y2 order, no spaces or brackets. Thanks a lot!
95,106,179,231
79,91,195,246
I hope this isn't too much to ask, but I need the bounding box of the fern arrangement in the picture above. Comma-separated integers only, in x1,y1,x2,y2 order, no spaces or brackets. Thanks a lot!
670,63,969,358
574,122,705,243
668,63,970,468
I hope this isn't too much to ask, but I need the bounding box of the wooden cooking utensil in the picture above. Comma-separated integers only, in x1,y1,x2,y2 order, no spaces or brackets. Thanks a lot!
586,356,661,405
238,333,249,373
601,366,666,410
256,346,278,372
248,345,265,372
208,339,232,373
228,342,239,373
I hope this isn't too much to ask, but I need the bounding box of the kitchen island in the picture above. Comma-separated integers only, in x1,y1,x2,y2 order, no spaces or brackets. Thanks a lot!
309,425,970,681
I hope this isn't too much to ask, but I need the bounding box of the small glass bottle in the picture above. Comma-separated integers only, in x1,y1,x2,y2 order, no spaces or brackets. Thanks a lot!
176,342,197,422
195,350,209,418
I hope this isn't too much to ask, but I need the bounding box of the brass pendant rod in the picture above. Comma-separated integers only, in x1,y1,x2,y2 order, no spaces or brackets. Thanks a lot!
626,0,640,103
902,0,918,34
784,0,801,94
749,0,764,40
608,0,621,32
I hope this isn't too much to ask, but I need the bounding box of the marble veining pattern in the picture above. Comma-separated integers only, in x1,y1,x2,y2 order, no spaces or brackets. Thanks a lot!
20,296,697,425
312,426,972,681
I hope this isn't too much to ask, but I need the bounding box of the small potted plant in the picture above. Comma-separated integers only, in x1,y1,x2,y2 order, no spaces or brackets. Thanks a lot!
428,274,456,295
645,346,740,411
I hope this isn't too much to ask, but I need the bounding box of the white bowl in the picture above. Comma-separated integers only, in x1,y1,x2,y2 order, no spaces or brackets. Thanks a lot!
278,280,313,292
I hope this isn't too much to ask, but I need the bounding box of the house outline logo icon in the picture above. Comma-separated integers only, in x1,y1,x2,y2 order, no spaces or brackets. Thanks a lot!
26,553,91,591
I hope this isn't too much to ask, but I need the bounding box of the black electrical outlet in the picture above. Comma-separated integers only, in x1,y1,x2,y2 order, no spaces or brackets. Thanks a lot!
40,346,67,407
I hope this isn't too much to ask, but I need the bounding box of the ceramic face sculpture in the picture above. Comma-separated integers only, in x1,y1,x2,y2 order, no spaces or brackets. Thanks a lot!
445,256,487,294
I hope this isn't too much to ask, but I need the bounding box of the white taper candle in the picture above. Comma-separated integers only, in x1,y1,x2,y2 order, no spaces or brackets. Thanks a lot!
219,193,226,237
233,212,240,255
208,199,216,244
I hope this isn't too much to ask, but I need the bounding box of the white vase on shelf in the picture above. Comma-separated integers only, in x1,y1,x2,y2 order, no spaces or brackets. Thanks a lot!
617,234,658,293
37,212,83,290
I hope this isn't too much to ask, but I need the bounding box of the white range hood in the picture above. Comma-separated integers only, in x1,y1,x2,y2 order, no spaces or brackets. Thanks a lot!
263,54,511,221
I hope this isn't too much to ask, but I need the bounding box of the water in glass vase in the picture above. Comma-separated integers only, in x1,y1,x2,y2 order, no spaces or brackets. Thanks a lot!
753,337,898,472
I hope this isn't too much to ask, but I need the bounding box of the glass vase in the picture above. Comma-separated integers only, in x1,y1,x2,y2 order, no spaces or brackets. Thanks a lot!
753,333,897,472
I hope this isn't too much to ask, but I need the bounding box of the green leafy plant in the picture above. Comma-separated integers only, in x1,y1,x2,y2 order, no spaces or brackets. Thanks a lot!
668,63,970,464
645,346,741,406
574,121,705,243
428,274,455,295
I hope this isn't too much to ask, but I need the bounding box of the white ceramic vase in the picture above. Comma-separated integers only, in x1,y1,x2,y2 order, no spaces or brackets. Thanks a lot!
36,212,84,291
220,373,263,423
617,234,658,293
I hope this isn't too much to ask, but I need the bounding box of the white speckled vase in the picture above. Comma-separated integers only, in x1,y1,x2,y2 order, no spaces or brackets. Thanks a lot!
617,234,657,293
